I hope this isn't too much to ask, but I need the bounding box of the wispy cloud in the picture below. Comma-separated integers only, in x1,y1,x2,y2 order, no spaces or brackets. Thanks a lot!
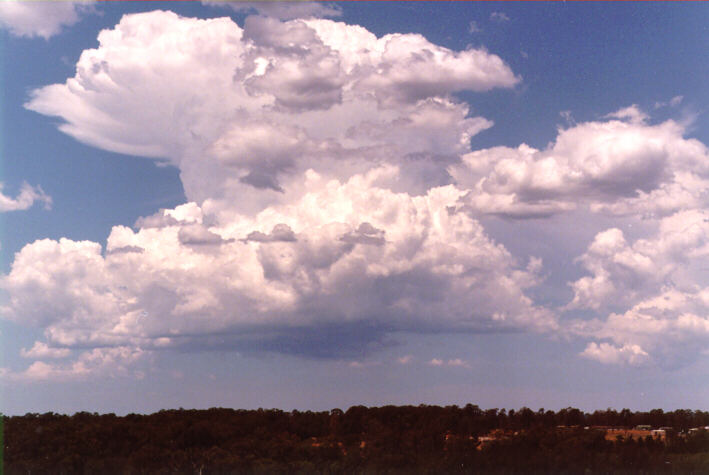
490,11,510,23
428,358,470,368
0,182,51,212
654,95,684,109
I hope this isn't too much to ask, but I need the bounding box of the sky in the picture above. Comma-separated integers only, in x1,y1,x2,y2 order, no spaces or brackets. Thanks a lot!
1,1,709,416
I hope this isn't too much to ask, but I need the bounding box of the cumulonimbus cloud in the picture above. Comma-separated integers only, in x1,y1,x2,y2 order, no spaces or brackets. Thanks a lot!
24,11,516,211
5,9,709,379
2,10,539,379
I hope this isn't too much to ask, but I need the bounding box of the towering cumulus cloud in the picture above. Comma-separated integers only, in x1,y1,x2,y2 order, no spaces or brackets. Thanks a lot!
3,10,550,379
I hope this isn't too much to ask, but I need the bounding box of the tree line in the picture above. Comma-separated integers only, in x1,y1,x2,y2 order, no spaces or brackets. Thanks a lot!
3,405,709,473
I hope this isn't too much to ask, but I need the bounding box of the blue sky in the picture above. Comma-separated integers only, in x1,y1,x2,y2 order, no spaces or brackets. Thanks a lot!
2,1,709,415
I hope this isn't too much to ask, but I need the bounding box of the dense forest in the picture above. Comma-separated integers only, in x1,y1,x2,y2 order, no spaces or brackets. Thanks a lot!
3,405,709,474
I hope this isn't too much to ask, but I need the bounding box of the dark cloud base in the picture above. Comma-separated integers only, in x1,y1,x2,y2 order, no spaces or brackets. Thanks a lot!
167,322,399,359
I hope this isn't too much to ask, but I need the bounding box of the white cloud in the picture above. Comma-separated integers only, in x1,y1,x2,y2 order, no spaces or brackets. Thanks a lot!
559,110,575,126
569,210,709,366
12,9,709,379
203,1,342,20
348,360,379,369
2,173,555,367
576,289,709,367
6,7,709,380
397,355,413,365
450,110,709,219
468,21,482,34
428,358,469,368
655,95,684,109
580,342,649,366
6,9,709,381
566,228,661,311
25,11,517,210
446,358,470,368
244,223,297,243
490,12,510,23
0,182,52,212
603,104,648,124
568,210,709,312
6,10,542,379
0,1,94,39
3,346,143,382
20,341,70,359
